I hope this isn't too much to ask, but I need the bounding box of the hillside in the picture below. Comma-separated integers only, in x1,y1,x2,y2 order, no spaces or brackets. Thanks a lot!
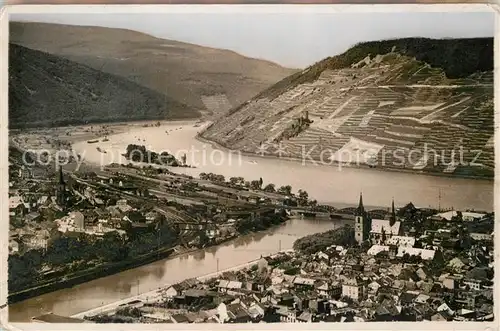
200,38,494,178
9,44,199,128
10,22,296,118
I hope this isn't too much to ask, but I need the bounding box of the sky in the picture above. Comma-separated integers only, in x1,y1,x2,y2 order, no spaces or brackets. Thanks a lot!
11,10,495,68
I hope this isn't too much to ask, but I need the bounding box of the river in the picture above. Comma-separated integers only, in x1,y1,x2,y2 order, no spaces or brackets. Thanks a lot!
9,120,493,321
72,121,492,211
9,217,344,321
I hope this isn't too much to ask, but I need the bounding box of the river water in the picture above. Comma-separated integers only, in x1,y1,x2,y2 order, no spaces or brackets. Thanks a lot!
9,217,343,321
72,121,493,211
9,121,493,321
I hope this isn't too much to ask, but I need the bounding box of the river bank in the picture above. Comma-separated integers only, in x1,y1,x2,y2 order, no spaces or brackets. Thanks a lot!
195,133,494,182
9,217,339,322
70,249,294,320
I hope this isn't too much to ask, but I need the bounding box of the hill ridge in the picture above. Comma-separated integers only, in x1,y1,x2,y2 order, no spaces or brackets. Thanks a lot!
10,21,296,117
9,43,200,128
201,37,494,179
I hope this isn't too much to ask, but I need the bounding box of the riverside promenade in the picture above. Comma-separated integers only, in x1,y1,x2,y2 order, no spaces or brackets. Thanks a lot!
71,250,293,319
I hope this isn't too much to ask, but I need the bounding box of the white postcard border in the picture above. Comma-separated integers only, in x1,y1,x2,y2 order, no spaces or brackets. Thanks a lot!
0,3,499,331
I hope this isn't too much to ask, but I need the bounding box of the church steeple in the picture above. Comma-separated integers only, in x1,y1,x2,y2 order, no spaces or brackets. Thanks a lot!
59,165,65,186
57,166,66,207
355,192,365,216
354,192,370,245
390,198,396,226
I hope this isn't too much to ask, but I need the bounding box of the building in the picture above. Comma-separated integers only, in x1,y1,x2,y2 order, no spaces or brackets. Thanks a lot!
9,195,26,217
386,236,415,247
69,211,85,230
370,219,401,245
354,193,371,245
396,247,435,261
370,200,401,244
434,211,486,222
342,277,365,302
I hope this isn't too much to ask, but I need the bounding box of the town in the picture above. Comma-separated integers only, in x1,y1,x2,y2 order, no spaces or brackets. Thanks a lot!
76,195,493,323
10,144,493,323
7,144,315,303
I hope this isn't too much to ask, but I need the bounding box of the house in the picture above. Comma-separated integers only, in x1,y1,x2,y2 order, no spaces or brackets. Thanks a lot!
414,293,430,305
297,311,313,323
37,195,53,208
374,299,400,321
9,196,26,216
68,211,85,230
470,233,493,242
276,306,297,323
399,291,418,306
386,236,415,247
9,240,19,254
314,281,330,297
463,278,482,291
171,313,190,323
441,277,458,290
342,277,365,302
367,245,390,256
25,212,41,223
434,211,485,222
225,302,252,323
293,277,315,290
163,286,178,299
431,310,453,321
217,280,243,293
247,303,265,320
397,247,435,261
116,199,133,213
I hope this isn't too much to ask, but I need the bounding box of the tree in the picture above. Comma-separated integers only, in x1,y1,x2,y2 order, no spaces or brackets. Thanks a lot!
199,172,208,180
250,180,261,190
263,183,276,193
278,185,292,196
297,189,309,206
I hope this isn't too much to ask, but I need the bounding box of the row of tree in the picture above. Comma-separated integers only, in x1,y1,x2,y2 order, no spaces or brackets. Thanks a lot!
199,173,316,207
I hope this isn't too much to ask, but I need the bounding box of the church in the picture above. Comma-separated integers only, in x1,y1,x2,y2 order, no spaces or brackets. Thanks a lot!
354,194,402,245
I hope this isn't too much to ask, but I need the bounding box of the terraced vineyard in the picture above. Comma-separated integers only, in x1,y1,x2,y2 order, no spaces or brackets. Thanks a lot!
201,38,493,178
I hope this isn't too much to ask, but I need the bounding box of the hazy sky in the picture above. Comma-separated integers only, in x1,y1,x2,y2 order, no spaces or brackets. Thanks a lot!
11,11,494,68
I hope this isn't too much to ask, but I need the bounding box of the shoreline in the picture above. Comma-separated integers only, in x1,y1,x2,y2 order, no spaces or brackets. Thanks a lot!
9,217,294,317
12,119,493,183
71,249,294,319
195,133,494,182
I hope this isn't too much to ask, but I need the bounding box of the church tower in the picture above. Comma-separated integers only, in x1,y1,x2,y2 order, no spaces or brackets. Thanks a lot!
389,198,396,226
57,166,66,207
354,193,371,245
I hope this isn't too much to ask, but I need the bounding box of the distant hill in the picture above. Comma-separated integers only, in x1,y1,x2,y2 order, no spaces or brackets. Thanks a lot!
10,22,296,118
201,38,494,178
9,44,199,128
